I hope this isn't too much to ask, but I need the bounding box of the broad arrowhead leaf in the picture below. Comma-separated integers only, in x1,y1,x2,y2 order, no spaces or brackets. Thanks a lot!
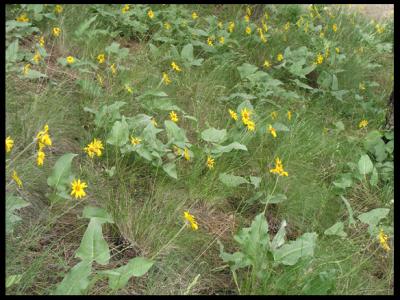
54,261,92,295
249,176,261,189
211,142,247,154
273,232,317,266
100,257,154,290
6,194,30,234
271,220,287,250
75,218,110,265
47,153,77,192
324,222,347,238
237,63,258,79
163,162,177,179
181,43,194,61
201,128,227,144
357,208,390,227
358,154,373,175
164,120,188,146
82,206,114,224
219,173,249,187
107,117,129,147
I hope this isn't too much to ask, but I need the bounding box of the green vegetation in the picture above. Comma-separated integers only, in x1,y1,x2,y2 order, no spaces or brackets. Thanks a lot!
6,4,393,295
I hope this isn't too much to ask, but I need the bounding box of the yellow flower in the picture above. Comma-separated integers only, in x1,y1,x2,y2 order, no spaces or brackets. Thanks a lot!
263,60,271,69
33,51,41,63
84,138,104,158
55,5,63,14
358,119,368,129
173,145,182,156
192,12,198,20
23,63,31,75
97,73,104,86
12,170,23,188
110,63,117,75
151,118,158,127
206,155,215,170
71,179,88,199
148,9,154,19
52,27,61,37
269,157,288,177
246,6,252,16
240,108,252,125
244,15,250,23
320,31,325,38
6,136,14,153
218,21,223,29
375,24,384,34
315,53,324,64
228,21,235,33
164,22,171,30
245,26,252,35
38,36,45,47
359,82,366,91
332,23,338,32
37,150,45,166
97,53,105,64
335,47,340,54
207,37,214,46
66,56,75,64
287,111,292,121
284,21,290,31
268,124,277,138
121,4,130,14
264,12,269,20
16,13,29,22
257,28,267,43
169,111,178,123
229,109,238,121
246,120,256,132
162,72,172,85
125,84,133,94
262,20,268,32
130,136,142,145
277,53,284,62
36,124,52,148
271,111,278,120
183,148,190,161
325,48,330,58
184,211,198,230
378,229,390,252
171,62,181,72
219,36,225,45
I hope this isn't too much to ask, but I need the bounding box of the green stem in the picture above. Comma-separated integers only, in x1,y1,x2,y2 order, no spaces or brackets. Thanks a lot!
263,176,279,214
151,223,186,260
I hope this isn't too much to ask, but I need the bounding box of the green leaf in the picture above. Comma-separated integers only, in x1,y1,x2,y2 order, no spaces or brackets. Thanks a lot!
100,257,153,290
385,140,393,154
291,79,313,90
107,117,129,147
75,15,98,38
331,74,338,90
211,142,247,154
181,43,194,61
219,173,249,187
273,232,317,266
357,208,390,227
334,121,345,132
373,141,387,162
6,194,30,234
24,69,48,79
163,162,177,179
6,274,23,288
75,218,110,265
249,176,261,189
324,222,347,238
301,269,336,295
47,153,77,192
6,39,19,62
271,220,287,250
333,174,352,189
340,195,356,226
363,130,382,152
262,193,287,204
358,154,373,175
201,128,227,144
54,261,92,295
237,63,258,79
272,122,290,132
82,206,114,224
164,120,189,147
370,167,379,186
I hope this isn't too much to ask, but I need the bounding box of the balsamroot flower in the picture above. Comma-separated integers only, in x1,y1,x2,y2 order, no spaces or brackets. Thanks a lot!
71,179,88,199
184,211,198,230
270,157,289,177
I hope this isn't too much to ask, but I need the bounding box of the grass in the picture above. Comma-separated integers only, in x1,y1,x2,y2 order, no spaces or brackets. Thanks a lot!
6,4,393,295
